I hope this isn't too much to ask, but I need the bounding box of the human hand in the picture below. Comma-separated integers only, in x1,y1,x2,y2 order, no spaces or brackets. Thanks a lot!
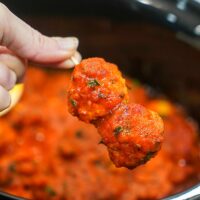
0,3,81,111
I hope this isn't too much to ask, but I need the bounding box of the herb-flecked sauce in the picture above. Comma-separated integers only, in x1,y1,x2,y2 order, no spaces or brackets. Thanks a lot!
0,67,199,199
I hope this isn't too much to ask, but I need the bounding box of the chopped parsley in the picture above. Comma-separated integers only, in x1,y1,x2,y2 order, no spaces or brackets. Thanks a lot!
88,79,100,87
114,126,123,136
75,130,84,138
45,185,57,196
70,98,77,107
143,152,156,162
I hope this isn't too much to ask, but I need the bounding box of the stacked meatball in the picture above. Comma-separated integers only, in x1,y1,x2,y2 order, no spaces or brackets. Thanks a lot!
68,58,164,169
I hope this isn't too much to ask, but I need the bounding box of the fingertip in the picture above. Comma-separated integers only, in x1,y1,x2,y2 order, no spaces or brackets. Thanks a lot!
59,59,74,69
57,51,82,69
71,51,82,65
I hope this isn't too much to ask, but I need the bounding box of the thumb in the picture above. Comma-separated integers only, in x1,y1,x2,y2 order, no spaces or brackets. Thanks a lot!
0,3,79,64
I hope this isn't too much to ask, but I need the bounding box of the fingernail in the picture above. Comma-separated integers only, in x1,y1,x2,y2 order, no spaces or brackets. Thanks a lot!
60,59,74,69
58,51,82,69
75,52,82,64
56,37,79,51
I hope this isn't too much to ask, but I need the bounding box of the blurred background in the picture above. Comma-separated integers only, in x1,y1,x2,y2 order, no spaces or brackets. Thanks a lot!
1,0,200,122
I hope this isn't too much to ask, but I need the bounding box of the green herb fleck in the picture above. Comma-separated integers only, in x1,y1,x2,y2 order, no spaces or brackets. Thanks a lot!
75,130,84,138
114,126,123,136
8,163,16,172
70,98,77,107
143,152,156,162
45,186,57,197
88,79,100,87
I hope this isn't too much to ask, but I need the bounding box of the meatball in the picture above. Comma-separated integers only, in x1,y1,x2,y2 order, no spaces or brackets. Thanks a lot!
68,57,164,169
96,103,164,169
68,58,128,122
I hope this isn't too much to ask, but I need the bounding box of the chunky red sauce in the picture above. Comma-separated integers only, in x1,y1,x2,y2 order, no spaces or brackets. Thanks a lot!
0,67,199,199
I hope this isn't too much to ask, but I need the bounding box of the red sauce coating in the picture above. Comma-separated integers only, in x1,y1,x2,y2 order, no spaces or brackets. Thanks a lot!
68,58,128,122
68,58,164,168
0,67,199,200
96,103,164,169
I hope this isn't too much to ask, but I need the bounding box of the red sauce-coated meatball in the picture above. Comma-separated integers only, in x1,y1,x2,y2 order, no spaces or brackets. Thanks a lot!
68,57,164,169
96,103,164,169
68,58,128,122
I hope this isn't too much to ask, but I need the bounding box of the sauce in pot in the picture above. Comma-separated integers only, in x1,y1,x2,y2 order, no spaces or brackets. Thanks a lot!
0,67,199,200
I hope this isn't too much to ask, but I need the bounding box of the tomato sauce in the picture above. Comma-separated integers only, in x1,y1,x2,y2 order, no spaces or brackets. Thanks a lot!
0,67,199,200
